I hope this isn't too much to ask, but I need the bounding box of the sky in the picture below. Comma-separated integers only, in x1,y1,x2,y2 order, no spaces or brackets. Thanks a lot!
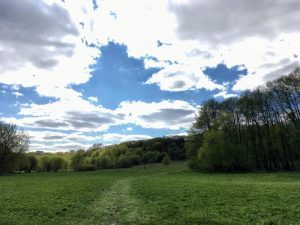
0,0,299,152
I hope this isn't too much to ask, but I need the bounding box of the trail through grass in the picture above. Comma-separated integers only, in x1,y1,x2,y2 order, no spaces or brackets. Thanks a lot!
0,163,299,225
87,178,150,225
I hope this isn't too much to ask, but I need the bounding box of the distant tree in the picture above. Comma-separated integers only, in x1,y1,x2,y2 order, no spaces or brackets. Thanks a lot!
0,122,29,174
89,143,103,150
15,154,30,173
97,156,113,169
117,155,133,168
162,155,171,166
71,150,95,171
142,151,158,164
27,154,38,173
50,157,67,172
39,156,51,172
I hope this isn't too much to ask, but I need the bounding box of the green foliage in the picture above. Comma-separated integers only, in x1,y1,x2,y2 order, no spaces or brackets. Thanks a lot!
15,154,30,173
71,150,95,171
185,133,203,170
38,156,52,172
162,154,171,165
70,136,186,171
27,154,38,172
14,154,38,173
188,69,300,171
50,157,68,172
0,122,29,173
37,155,67,172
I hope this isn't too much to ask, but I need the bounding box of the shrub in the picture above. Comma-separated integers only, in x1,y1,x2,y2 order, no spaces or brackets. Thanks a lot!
39,156,52,172
162,155,171,166
50,157,67,172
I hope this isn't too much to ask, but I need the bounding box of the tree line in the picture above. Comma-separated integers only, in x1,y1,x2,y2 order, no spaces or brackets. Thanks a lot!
0,122,69,174
71,136,185,171
0,122,184,174
187,69,300,171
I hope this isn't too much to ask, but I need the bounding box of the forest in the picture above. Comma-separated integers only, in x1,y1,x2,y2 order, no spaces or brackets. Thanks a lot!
0,126,185,173
187,69,300,171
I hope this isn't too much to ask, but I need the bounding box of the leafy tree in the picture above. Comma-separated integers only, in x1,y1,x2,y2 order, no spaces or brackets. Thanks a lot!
187,68,300,171
27,154,38,173
50,157,67,172
15,154,30,173
0,122,29,174
39,156,51,172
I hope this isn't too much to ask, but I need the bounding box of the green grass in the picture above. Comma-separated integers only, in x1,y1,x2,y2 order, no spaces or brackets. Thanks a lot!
0,163,299,225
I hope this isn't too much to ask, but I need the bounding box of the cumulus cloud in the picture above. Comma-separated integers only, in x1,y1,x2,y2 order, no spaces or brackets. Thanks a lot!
0,0,78,73
214,91,238,99
88,96,98,103
145,64,224,92
171,0,300,45
0,0,98,99
83,0,300,93
116,100,197,130
27,130,99,143
2,98,197,135
102,133,152,143
3,98,121,132
12,92,24,98
30,142,91,152
169,0,300,90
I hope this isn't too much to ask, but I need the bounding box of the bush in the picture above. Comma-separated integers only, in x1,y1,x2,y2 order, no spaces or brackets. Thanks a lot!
117,155,133,168
15,154,38,173
27,155,38,172
39,156,52,172
142,151,158,164
162,155,171,166
74,164,96,171
50,157,67,172
93,156,113,169
15,154,30,173
71,150,95,171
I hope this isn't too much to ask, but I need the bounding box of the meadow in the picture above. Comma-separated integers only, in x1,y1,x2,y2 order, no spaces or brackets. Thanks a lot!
0,163,299,225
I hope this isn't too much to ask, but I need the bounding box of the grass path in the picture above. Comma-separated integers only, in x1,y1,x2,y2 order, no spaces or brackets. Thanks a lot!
1,164,299,225
82,177,152,225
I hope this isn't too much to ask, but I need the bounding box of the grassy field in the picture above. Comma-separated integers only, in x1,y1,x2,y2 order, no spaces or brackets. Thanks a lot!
0,163,299,225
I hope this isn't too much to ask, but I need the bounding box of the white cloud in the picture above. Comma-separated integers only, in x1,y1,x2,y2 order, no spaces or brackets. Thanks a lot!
116,100,197,130
30,141,91,152
214,91,238,99
166,131,188,137
171,0,300,45
2,97,121,132
126,127,133,132
12,92,23,97
27,130,99,143
169,1,300,90
0,0,99,100
102,133,152,143
2,99,198,138
88,96,98,103
86,0,300,92
145,64,224,92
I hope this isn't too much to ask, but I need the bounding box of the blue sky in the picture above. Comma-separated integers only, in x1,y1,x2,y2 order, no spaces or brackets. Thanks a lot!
0,0,299,151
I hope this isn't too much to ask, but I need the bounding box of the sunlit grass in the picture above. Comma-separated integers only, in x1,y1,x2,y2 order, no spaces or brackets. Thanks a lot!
0,163,299,225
